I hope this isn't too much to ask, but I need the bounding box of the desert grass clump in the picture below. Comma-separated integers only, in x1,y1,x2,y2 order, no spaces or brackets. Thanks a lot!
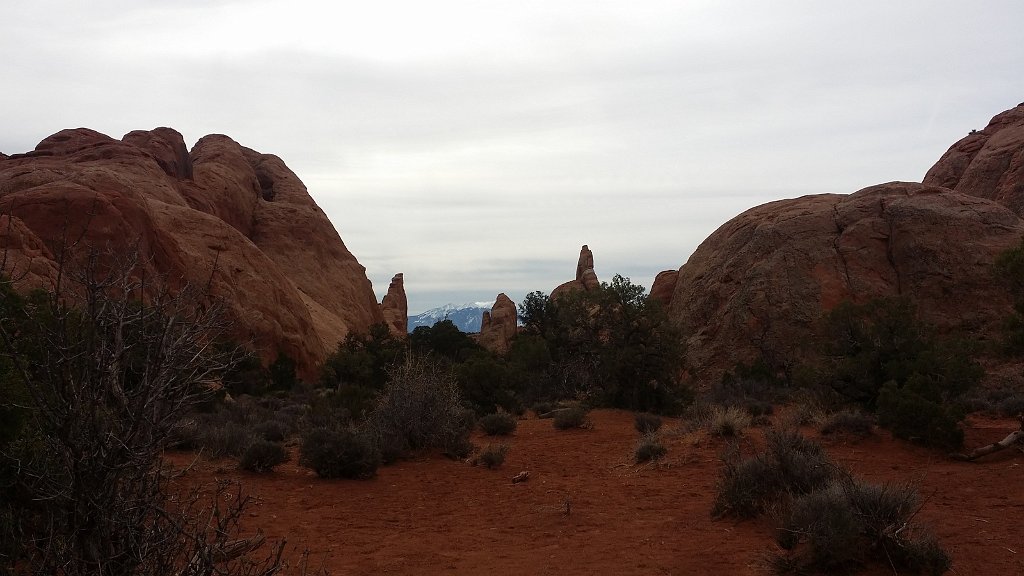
553,405,590,430
634,433,667,463
239,439,289,473
707,406,752,437
742,399,774,426
820,409,874,438
478,411,518,436
774,479,949,575
712,429,835,519
634,412,663,435
299,426,380,479
201,420,255,458
477,443,509,469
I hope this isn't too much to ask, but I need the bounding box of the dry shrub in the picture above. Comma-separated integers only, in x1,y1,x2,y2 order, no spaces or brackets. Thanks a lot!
478,411,517,436
299,426,380,480
239,440,289,473
634,433,667,463
364,354,471,461
0,250,286,575
712,429,835,519
634,412,663,435
253,419,291,443
201,420,255,459
553,405,590,430
774,479,949,575
478,443,509,469
707,406,752,437
820,409,874,438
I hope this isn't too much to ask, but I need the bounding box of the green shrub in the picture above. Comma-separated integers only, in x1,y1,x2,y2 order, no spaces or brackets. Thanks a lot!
319,323,406,391
876,380,964,449
712,429,835,519
478,443,509,469
553,405,590,430
820,297,980,448
455,350,521,416
239,440,289,473
299,427,380,479
268,351,298,392
634,412,663,435
518,276,689,414
819,409,874,438
478,411,517,436
634,434,667,463
707,406,752,437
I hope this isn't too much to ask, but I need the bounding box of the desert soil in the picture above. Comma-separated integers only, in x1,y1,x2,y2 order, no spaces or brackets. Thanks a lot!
168,410,1024,575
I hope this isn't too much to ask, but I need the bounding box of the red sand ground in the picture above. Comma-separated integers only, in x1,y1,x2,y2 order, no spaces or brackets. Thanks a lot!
168,410,1024,575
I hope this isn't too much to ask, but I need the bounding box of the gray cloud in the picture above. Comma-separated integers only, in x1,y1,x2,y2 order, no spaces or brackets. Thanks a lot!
3,1,1023,313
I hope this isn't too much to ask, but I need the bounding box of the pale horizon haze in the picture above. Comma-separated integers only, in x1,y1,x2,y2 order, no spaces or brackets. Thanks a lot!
3,1,1023,314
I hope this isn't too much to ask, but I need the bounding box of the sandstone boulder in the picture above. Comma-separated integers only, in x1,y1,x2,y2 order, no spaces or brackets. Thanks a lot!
479,293,518,353
0,127,384,379
380,273,408,337
668,182,1024,381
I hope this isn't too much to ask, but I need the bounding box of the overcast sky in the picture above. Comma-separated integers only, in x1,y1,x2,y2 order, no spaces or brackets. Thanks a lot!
3,1,1023,313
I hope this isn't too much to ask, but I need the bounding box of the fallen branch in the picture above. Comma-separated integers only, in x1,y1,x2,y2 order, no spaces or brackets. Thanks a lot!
952,416,1024,461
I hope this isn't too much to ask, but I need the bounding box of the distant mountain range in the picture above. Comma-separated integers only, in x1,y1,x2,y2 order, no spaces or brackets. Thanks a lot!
407,301,495,333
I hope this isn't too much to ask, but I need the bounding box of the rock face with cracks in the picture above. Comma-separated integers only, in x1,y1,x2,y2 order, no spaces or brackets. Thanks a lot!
0,127,383,379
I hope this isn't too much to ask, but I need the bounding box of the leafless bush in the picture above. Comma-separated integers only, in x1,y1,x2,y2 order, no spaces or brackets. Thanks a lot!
363,353,471,461
0,245,289,575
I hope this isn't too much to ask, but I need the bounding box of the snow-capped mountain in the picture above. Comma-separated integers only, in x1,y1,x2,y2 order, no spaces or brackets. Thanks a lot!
407,301,495,333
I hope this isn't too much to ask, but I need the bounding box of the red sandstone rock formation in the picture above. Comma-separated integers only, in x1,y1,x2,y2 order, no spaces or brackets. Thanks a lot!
380,273,408,337
551,244,600,299
649,270,678,307
666,104,1024,381
924,103,1024,214
478,293,518,353
0,127,383,379
668,182,1024,381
